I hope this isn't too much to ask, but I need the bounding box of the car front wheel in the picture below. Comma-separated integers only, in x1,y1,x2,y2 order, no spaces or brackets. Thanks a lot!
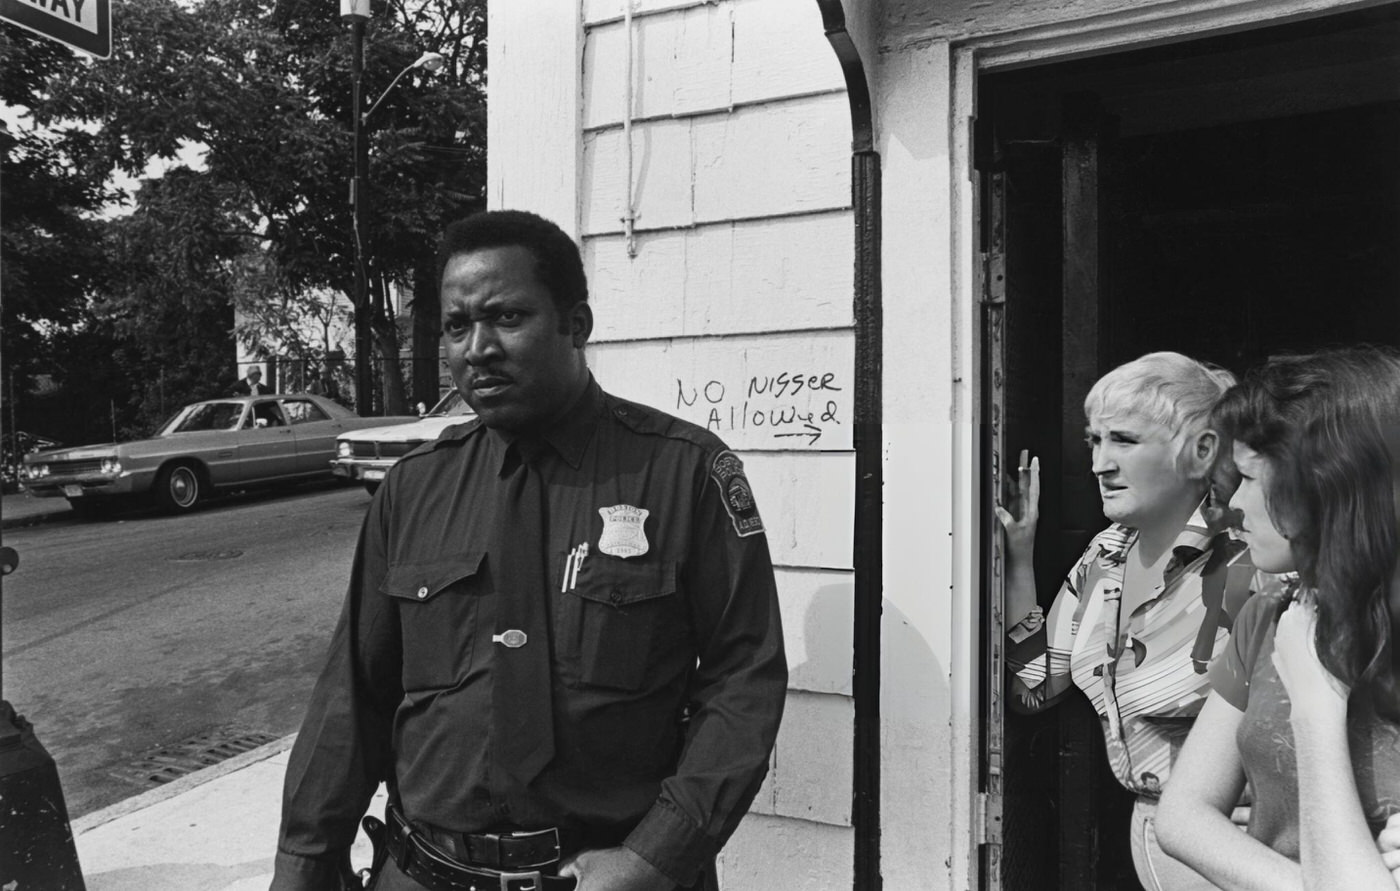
155,463,202,513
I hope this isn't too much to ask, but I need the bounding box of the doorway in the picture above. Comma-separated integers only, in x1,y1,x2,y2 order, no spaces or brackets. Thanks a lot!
978,6,1400,888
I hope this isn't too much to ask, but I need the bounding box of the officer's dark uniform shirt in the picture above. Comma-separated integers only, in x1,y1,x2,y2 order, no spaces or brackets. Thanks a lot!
272,377,787,890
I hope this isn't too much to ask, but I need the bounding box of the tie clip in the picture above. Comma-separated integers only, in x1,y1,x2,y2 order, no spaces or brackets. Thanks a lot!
492,629,528,648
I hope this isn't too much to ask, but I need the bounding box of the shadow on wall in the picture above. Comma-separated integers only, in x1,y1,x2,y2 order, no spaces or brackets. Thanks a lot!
788,578,857,697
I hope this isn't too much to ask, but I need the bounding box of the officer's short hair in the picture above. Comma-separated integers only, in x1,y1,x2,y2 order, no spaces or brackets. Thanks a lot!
437,210,589,318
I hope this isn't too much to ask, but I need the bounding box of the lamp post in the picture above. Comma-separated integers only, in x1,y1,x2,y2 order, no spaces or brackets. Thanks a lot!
341,0,444,415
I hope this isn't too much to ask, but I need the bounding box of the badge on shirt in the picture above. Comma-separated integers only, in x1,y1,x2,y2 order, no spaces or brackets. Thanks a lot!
711,450,764,538
597,504,650,558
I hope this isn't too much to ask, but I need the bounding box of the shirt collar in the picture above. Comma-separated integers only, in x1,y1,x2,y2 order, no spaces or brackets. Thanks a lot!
1096,499,1214,567
489,374,601,474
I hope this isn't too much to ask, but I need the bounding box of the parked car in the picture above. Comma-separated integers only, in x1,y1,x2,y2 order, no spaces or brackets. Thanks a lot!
20,394,413,514
332,389,476,494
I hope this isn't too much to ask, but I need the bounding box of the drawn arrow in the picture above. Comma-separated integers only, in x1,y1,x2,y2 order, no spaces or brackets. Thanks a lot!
774,423,822,445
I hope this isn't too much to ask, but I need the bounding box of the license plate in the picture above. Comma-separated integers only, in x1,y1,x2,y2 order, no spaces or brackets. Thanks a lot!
362,469,385,481
63,484,83,498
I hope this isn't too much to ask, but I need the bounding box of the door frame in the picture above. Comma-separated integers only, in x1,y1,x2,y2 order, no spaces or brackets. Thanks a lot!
952,0,1395,886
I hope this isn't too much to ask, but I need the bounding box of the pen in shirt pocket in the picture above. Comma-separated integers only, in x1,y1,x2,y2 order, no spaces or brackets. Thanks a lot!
560,542,589,592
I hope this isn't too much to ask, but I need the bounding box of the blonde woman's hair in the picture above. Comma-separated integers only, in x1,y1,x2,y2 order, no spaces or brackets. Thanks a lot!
1084,351,1236,440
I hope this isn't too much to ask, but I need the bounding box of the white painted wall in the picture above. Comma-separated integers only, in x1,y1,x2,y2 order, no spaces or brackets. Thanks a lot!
578,3,858,882
485,3,581,233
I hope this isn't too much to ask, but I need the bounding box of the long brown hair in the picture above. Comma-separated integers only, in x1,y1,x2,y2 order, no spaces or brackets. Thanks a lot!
1212,346,1400,719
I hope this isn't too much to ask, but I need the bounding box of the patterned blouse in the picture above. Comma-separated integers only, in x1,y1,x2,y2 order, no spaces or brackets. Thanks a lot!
1007,507,1283,795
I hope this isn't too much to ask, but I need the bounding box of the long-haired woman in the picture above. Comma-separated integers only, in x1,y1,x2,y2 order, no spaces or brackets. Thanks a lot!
1157,346,1400,890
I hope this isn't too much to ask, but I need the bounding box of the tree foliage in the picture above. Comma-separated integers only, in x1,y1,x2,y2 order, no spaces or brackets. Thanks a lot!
2,0,485,442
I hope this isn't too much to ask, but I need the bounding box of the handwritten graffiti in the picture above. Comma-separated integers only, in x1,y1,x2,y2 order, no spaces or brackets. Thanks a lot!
675,371,843,446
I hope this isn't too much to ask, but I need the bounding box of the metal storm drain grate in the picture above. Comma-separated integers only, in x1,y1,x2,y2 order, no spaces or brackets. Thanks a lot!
168,549,244,562
111,729,280,787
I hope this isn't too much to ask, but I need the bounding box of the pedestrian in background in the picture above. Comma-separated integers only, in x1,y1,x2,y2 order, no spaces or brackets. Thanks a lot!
271,210,787,891
232,365,267,396
1158,346,1400,890
318,367,342,404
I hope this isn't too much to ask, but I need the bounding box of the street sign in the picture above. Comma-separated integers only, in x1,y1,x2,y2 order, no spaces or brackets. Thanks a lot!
0,0,111,59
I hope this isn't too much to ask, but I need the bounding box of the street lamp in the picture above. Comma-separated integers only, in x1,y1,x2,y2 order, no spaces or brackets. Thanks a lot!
343,0,443,415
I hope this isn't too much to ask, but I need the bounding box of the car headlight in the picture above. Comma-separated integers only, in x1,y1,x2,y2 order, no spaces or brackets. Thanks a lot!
337,441,353,458
100,457,122,475
24,464,49,479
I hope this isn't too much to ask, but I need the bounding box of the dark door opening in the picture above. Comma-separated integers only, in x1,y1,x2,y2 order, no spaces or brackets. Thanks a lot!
979,6,1400,889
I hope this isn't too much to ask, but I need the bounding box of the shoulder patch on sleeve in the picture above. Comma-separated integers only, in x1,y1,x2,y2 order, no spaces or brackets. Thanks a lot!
710,450,764,538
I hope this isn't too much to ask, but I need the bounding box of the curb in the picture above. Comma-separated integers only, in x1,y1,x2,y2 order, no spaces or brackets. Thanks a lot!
0,495,70,530
71,732,298,834
1,511,65,530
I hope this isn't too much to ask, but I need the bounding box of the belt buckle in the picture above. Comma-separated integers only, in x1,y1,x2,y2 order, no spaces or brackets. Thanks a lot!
498,870,543,891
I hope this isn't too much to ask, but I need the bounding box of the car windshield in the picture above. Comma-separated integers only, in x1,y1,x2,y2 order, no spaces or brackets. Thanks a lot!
159,402,246,434
428,391,473,417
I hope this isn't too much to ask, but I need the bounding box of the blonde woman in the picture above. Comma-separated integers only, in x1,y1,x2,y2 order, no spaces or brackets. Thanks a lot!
998,351,1281,891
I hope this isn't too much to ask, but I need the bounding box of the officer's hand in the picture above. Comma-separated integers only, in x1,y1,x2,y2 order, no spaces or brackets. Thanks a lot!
559,846,675,891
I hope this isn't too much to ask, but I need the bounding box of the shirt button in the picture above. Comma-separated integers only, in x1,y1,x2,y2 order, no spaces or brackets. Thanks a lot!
417,586,429,599
609,588,622,604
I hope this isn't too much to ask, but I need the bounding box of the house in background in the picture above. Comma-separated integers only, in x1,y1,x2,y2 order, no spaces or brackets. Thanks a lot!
487,0,1400,888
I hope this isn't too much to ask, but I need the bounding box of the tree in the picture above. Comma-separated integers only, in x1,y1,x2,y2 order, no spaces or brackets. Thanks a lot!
0,30,114,423
2,0,485,431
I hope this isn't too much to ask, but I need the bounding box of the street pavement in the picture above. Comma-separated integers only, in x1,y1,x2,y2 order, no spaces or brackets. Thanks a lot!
3,488,380,888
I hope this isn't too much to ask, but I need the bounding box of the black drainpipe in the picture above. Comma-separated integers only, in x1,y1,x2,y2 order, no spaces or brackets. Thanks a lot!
815,3,882,890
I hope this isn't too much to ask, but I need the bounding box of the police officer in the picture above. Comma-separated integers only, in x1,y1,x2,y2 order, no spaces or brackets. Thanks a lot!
271,210,787,891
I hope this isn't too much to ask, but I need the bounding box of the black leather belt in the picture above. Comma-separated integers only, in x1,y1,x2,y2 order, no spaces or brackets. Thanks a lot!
416,820,562,870
377,805,577,891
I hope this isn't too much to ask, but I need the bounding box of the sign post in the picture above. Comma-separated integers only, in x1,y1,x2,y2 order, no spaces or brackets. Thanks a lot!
0,0,111,58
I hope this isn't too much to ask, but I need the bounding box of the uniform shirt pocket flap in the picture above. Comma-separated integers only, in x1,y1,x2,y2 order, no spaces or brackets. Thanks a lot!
381,552,486,602
574,558,677,607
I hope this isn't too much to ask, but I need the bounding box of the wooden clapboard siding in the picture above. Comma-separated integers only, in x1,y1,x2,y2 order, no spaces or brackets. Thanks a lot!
581,92,852,236
742,451,855,567
583,212,854,341
587,332,854,453
770,691,855,825
573,2,857,884
485,2,581,231
583,0,847,128
719,815,853,886
776,567,856,697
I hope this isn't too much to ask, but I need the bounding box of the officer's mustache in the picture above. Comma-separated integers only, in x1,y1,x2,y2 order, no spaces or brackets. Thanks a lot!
465,370,515,389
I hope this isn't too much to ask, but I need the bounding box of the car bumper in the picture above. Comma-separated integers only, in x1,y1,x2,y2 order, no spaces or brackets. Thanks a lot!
23,472,148,499
331,458,396,484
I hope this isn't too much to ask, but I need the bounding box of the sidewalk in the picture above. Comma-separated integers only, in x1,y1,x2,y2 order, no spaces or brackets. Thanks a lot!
1,489,72,529
70,734,387,890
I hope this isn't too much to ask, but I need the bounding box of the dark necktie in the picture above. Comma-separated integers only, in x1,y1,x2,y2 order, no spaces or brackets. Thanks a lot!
491,439,555,786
